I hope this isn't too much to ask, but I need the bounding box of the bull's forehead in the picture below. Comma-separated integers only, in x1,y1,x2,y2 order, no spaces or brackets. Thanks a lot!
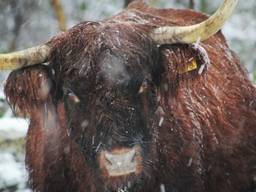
99,50,131,86
56,22,159,89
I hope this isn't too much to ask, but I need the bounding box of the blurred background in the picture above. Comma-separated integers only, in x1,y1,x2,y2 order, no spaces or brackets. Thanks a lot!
0,0,255,191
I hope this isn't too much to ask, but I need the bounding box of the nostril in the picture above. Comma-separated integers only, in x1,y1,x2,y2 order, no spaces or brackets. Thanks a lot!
104,153,113,165
131,152,137,163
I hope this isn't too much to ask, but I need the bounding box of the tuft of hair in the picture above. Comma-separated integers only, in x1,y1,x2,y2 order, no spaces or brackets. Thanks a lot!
4,65,53,116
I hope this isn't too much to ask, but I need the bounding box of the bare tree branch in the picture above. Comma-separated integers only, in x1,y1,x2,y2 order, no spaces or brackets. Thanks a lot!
9,0,24,51
50,0,67,31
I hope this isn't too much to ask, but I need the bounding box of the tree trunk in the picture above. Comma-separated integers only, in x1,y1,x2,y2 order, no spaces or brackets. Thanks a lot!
9,0,23,51
189,0,195,9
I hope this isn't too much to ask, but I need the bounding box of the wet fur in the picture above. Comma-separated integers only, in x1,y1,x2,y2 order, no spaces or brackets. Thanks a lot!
4,0,256,191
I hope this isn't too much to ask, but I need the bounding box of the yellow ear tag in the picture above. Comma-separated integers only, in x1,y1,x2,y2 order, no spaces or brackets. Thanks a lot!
179,59,198,74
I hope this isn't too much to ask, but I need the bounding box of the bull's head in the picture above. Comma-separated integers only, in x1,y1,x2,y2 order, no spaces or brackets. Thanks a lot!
0,0,237,191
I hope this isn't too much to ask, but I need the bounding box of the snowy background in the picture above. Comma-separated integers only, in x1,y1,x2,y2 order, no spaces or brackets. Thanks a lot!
0,0,255,191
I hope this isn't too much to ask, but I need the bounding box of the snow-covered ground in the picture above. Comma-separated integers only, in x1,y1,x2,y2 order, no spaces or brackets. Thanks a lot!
0,118,28,140
0,120,29,191
0,152,30,192
0,89,29,191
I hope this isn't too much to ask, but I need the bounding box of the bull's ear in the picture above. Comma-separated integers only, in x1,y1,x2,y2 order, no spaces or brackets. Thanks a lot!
4,65,55,117
159,43,209,83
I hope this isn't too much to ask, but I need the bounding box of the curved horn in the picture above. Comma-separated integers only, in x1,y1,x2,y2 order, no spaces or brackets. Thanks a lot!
0,44,51,70
150,0,238,44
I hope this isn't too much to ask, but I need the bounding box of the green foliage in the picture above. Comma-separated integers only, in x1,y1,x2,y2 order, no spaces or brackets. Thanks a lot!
79,2,87,11
0,100,7,118
0,111,5,118
199,0,208,12
0,48,8,53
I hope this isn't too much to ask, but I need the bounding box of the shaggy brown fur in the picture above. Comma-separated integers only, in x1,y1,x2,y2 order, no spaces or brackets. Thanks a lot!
4,0,256,192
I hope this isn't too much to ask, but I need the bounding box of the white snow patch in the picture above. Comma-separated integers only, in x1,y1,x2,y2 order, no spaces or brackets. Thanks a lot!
158,117,164,127
160,183,166,192
95,142,102,152
0,153,28,189
0,90,5,100
81,119,89,128
0,118,28,140
187,158,193,167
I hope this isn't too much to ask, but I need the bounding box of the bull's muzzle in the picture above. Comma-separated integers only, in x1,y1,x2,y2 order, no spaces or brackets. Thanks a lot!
99,146,142,177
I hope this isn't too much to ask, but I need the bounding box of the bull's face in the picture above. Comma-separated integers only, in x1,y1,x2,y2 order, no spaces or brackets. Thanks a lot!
55,24,162,190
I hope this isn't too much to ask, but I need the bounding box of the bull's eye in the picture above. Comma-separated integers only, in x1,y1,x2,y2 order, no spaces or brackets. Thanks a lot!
64,88,80,104
138,80,148,94
68,92,80,103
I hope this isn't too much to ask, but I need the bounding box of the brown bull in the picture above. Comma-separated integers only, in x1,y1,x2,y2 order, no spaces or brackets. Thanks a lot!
1,0,256,192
